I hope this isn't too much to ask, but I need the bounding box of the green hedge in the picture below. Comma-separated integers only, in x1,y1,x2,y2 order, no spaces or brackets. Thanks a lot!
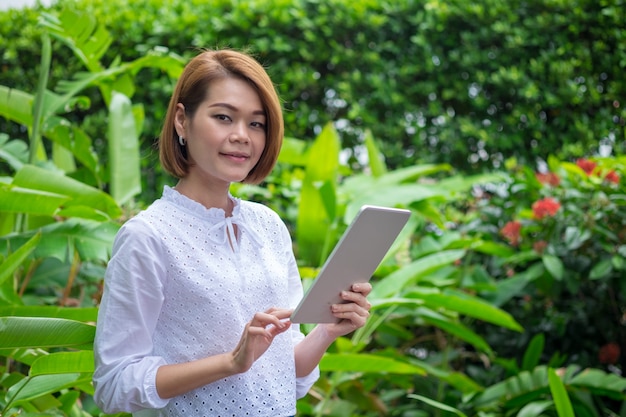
1,0,624,180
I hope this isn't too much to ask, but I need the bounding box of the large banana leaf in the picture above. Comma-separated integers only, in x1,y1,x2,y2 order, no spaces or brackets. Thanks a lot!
296,122,340,266
4,373,91,411
30,351,95,376
108,91,141,205
0,184,69,216
0,218,119,263
0,305,97,322
0,316,95,349
12,164,121,220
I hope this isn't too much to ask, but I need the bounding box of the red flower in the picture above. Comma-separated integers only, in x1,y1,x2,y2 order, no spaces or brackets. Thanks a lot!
500,221,522,245
532,197,561,220
605,170,620,184
536,172,560,187
576,158,597,175
598,342,621,364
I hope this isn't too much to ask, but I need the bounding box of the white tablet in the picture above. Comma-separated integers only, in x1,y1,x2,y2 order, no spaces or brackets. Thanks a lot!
290,205,411,323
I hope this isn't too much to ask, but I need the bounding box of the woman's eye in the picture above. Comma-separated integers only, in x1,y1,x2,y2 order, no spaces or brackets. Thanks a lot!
251,121,265,129
215,114,231,121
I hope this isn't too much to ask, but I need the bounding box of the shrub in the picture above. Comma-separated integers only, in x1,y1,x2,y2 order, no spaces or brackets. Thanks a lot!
466,155,626,375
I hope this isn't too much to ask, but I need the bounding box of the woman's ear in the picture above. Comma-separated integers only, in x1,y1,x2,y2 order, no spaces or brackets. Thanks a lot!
174,103,187,137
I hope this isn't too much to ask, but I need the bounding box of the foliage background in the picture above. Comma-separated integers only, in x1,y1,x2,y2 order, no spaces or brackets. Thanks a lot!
1,0,624,202
1,0,625,416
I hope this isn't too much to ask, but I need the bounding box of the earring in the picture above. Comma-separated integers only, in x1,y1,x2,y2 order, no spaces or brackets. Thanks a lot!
178,135,186,146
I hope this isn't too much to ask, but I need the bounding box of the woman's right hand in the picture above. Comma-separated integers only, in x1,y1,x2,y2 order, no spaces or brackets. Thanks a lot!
230,307,293,373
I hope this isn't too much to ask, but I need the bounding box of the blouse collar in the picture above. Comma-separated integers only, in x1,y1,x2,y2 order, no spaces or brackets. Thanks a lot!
161,185,261,252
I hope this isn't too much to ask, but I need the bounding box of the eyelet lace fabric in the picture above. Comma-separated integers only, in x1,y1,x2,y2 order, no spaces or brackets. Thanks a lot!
93,186,314,417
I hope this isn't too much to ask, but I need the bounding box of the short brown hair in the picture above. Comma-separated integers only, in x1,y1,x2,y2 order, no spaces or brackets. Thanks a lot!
159,49,284,184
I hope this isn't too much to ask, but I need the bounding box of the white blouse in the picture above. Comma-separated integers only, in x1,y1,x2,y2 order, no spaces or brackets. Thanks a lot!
93,186,319,417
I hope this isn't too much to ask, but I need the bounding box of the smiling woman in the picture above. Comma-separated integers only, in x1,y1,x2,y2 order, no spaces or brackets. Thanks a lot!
92,49,374,417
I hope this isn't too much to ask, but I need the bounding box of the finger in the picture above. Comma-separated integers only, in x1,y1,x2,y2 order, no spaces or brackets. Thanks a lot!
331,301,370,319
264,307,294,320
250,311,291,330
350,282,372,296
340,291,372,311
331,309,369,329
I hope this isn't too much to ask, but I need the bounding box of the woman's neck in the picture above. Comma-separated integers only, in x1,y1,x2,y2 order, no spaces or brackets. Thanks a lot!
173,178,233,216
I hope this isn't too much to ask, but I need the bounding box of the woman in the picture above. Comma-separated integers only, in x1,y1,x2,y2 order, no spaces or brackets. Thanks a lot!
93,49,372,417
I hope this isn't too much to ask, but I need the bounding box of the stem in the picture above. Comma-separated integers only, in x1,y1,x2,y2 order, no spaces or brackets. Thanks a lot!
29,32,51,164
314,371,342,417
61,250,81,306
18,259,40,297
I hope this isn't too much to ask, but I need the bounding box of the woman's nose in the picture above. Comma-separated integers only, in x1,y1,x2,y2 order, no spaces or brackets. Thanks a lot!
229,122,250,143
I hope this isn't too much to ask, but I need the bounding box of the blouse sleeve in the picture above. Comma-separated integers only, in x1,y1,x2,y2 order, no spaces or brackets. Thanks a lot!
281,223,321,398
93,220,170,413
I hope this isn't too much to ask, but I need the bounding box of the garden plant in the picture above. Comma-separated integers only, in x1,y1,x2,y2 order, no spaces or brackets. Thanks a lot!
0,2,625,417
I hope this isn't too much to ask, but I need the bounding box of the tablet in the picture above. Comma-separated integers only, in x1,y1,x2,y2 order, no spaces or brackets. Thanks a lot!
290,205,411,323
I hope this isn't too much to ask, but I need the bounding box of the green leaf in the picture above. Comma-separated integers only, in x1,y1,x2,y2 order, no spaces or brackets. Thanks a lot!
589,258,613,280
419,308,493,353
52,141,76,173
321,353,426,375
296,122,340,265
278,136,308,165
522,334,545,371
408,288,523,332
5,373,91,409
0,133,28,171
548,368,575,417
345,183,446,222
483,263,544,307
0,85,33,127
371,250,466,299
408,394,468,417
363,129,386,177
40,10,110,73
0,317,95,349
563,226,591,251
108,91,141,205
30,351,95,376
0,305,98,322
12,164,121,219
0,218,118,263
45,117,100,181
473,366,551,408
542,254,564,281
517,400,554,417
0,183,70,216
0,232,40,288
568,367,626,394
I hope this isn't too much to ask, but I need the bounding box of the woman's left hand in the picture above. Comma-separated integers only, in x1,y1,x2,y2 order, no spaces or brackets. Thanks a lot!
323,282,372,338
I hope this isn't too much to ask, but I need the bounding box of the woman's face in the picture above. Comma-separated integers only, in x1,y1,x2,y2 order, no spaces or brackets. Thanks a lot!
175,76,267,187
